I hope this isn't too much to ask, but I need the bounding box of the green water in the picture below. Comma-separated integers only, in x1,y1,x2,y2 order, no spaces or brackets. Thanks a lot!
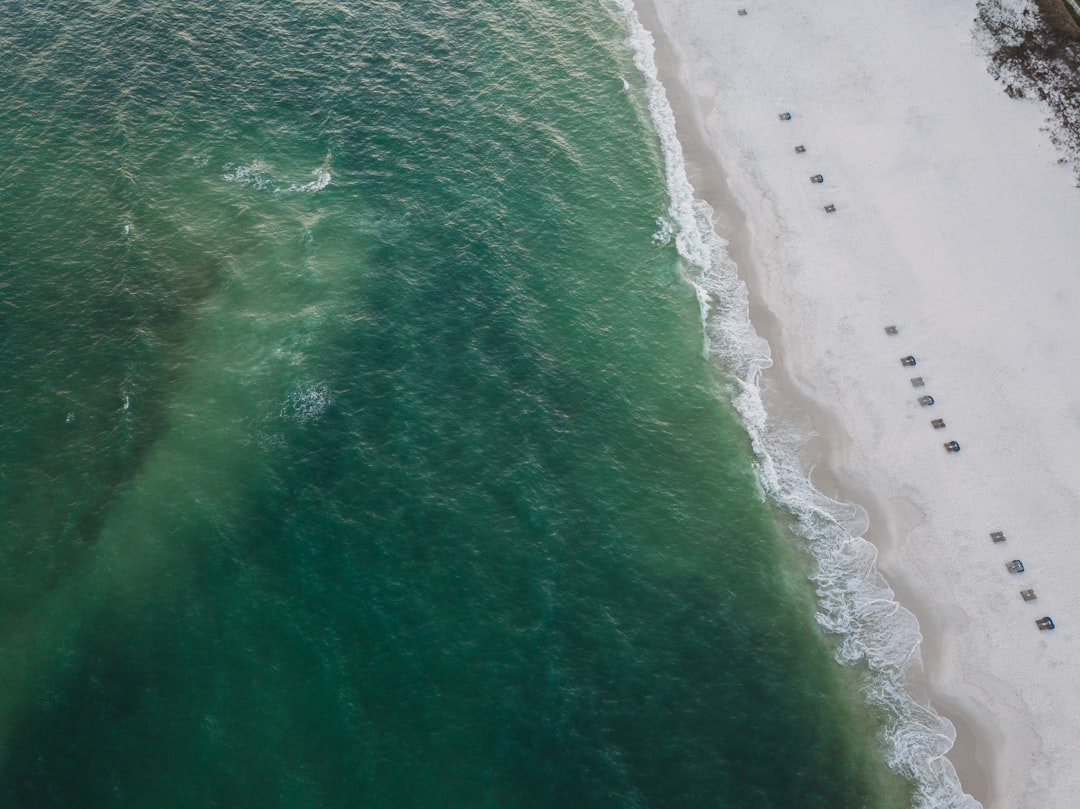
0,1,910,806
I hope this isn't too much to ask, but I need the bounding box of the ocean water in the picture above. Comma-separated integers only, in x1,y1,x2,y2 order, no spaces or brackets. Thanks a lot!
0,1,932,806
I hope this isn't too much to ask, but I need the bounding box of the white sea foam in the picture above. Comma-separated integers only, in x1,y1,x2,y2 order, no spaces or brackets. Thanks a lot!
276,153,333,194
282,382,333,424
609,2,980,806
651,216,673,246
275,168,332,195
223,157,332,195
222,159,272,189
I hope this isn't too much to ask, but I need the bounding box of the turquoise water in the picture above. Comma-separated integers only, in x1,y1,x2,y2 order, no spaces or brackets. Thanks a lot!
0,1,911,806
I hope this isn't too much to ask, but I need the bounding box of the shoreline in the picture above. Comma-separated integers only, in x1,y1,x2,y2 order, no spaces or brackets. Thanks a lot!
626,0,1080,807
628,1,990,800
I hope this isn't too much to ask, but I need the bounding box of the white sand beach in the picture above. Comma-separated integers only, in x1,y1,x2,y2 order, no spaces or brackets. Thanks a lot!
629,0,1080,807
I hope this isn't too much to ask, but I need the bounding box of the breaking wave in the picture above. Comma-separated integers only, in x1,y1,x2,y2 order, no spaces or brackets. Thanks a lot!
609,2,982,807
